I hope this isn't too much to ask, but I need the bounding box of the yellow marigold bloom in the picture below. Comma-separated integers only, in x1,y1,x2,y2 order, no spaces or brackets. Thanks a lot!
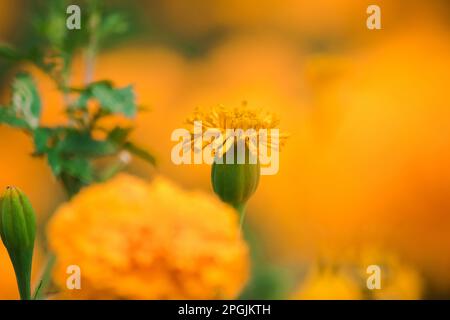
355,247,423,300
292,247,423,300
186,104,288,156
48,174,249,299
292,266,363,300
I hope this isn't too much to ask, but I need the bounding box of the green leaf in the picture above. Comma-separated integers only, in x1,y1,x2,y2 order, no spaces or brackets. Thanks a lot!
57,130,118,158
11,73,41,129
73,91,90,110
98,13,129,41
60,157,94,184
33,128,55,154
124,142,156,165
0,106,30,129
91,83,136,117
107,126,132,144
35,4,67,50
47,149,62,176
72,82,136,116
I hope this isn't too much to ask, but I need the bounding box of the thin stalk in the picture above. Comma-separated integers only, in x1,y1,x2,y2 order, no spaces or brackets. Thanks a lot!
84,3,100,85
235,203,247,232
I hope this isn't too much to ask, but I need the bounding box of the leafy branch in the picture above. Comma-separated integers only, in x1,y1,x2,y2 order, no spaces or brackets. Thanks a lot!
0,0,154,198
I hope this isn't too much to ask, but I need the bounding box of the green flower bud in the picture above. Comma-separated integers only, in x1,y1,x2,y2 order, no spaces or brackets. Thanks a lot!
211,144,260,212
0,186,36,300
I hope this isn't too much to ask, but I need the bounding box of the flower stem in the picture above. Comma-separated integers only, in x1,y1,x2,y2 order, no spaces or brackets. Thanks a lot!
84,2,100,85
10,253,32,300
235,203,247,231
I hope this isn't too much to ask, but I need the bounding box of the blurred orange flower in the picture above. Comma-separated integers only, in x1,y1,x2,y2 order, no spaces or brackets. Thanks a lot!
292,266,363,300
252,22,450,292
292,247,422,300
48,174,249,299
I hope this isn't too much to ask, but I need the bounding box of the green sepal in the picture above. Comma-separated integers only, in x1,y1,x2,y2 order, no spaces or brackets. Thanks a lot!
211,144,260,210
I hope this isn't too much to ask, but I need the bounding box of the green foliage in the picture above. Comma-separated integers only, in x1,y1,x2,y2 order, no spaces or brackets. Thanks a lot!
0,0,154,198
98,12,129,43
0,73,41,130
1,72,154,197
11,73,41,129
74,81,136,117
0,107,30,129
124,142,156,166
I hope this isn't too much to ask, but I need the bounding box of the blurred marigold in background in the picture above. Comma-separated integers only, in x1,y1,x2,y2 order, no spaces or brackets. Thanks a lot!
48,174,249,299
355,247,423,300
292,247,423,300
147,0,393,38
2,0,450,299
292,266,362,300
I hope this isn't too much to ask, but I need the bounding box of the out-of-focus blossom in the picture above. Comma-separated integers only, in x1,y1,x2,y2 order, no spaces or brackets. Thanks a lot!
253,22,450,291
292,247,422,300
146,0,403,39
48,174,249,299
355,248,423,300
292,266,362,300
1,0,450,297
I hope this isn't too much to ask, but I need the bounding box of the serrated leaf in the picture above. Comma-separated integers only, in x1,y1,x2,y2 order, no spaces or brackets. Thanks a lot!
124,142,156,165
91,83,136,117
11,73,41,129
60,157,94,184
72,81,112,109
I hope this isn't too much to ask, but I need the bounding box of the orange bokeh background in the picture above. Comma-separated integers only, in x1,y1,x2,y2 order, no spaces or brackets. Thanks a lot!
1,0,450,299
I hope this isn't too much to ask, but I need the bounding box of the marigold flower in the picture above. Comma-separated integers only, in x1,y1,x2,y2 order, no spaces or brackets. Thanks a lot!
186,105,287,213
355,247,423,300
292,266,363,300
48,174,249,299
186,104,288,156
292,247,423,300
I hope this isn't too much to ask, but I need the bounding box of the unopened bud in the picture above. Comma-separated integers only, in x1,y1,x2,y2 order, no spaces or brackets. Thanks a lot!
211,144,260,212
0,186,36,300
